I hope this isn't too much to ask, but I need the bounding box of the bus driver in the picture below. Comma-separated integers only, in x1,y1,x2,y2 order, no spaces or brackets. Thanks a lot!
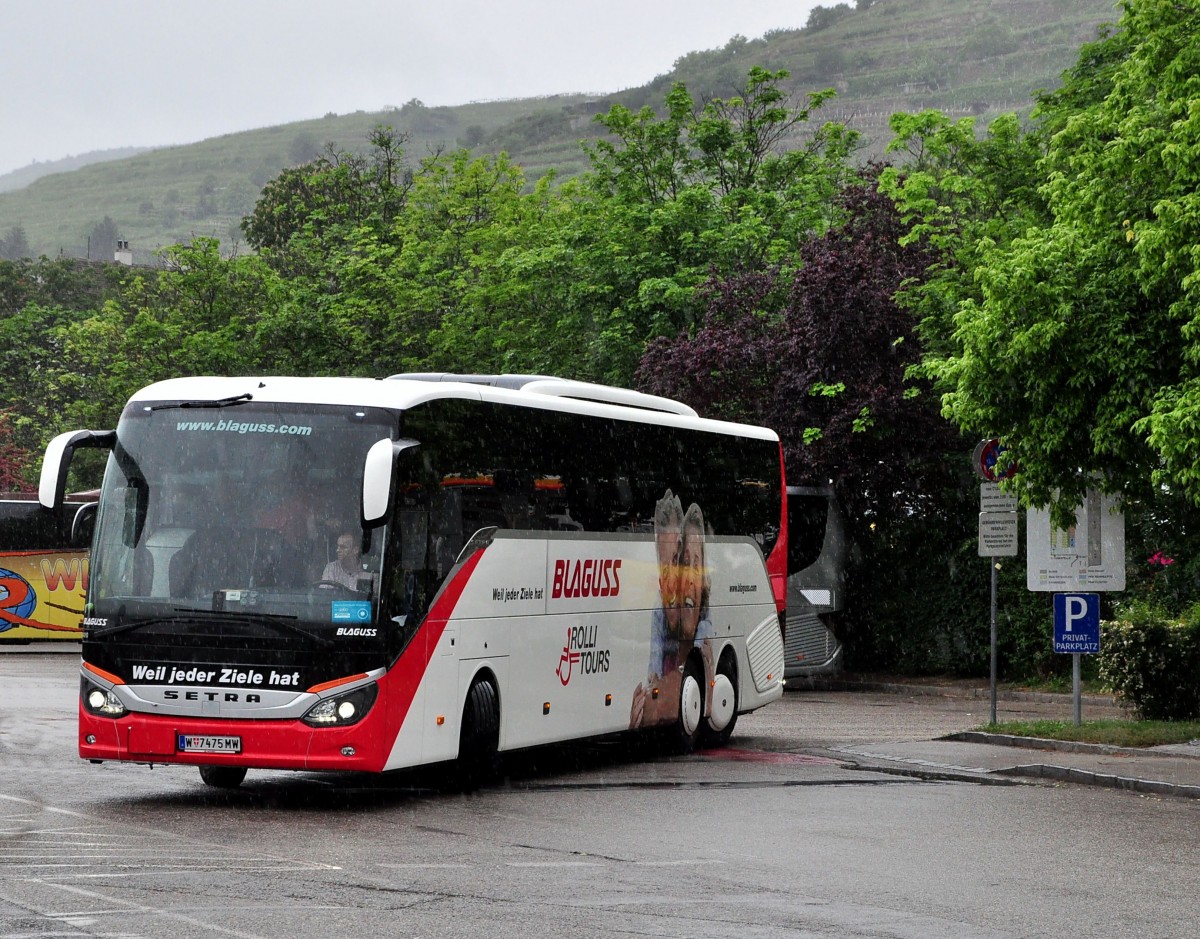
320,532,363,590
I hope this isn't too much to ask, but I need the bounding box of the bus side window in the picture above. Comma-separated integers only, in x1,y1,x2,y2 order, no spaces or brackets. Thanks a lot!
430,488,463,577
495,470,535,530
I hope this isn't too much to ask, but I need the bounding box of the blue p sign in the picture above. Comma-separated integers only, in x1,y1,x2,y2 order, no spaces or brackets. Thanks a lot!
1053,593,1100,654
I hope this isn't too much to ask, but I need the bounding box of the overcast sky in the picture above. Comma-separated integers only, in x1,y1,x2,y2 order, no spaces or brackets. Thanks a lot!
0,0,824,179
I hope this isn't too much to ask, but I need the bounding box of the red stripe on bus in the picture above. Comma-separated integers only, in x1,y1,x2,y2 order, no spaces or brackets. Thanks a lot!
375,548,488,739
766,440,788,613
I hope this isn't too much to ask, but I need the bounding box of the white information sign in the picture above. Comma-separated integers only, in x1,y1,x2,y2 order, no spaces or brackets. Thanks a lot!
979,512,1019,556
980,482,1018,513
1026,490,1125,592
978,484,1018,556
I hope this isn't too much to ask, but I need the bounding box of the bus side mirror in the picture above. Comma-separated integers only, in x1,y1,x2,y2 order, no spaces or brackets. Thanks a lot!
39,429,115,510
361,437,419,528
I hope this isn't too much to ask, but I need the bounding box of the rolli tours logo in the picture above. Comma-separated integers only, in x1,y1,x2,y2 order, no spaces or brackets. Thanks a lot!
555,624,611,685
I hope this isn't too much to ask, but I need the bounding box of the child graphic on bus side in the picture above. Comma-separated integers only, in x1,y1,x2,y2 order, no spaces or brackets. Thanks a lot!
678,501,715,680
630,493,714,729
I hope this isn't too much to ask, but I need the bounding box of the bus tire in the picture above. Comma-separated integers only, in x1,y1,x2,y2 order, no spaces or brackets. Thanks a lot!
668,657,705,754
456,677,500,791
198,765,247,789
701,654,739,749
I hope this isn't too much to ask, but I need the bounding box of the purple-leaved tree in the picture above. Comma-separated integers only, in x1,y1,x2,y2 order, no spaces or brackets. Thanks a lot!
636,178,956,527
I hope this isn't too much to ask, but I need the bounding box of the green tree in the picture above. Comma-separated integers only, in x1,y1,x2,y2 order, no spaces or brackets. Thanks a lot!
0,255,124,318
385,149,538,373
49,240,277,430
879,108,1048,369
242,125,412,276
0,224,31,260
578,66,859,381
87,216,120,261
237,70,859,387
806,3,853,32
891,0,1200,515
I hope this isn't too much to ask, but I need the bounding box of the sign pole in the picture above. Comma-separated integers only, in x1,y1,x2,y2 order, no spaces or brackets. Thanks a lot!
974,439,1017,726
990,560,998,725
1073,652,1082,726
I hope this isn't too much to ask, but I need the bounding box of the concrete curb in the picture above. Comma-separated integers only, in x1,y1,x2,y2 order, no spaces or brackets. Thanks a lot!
793,675,1127,709
796,681,1200,800
994,763,1200,800
944,731,1200,760
828,741,1200,800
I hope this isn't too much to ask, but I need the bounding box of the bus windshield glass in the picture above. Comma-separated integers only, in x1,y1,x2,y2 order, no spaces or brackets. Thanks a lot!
87,400,397,646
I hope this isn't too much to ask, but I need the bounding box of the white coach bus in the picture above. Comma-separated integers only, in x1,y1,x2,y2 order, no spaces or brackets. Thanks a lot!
42,373,787,788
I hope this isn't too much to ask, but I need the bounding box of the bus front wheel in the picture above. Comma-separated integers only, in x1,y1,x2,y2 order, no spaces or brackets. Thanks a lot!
456,678,500,791
198,765,247,789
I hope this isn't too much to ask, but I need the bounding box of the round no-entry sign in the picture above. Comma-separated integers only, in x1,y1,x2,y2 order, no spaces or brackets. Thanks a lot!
973,438,1017,482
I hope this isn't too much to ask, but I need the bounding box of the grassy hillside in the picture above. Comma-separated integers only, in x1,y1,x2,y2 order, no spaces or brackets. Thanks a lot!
0,148,151,195
0,0,1120,262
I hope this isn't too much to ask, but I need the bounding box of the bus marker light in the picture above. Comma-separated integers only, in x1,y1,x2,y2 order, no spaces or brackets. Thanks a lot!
436,715,445,725
651,688,659,700
83,661,125,685
307,672,369,694
543,702,551,715
605,694,612,706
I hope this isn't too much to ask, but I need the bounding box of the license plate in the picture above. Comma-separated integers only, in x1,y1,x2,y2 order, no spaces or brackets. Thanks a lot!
178,734,242,753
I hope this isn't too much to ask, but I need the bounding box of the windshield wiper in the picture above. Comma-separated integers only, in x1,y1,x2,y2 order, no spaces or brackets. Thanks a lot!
89,610,334,649
210,612,335,649
149,393,253,411
88,616,176,639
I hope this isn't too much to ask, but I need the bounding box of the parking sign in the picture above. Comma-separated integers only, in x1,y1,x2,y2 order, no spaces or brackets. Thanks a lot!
1053,593,1100,654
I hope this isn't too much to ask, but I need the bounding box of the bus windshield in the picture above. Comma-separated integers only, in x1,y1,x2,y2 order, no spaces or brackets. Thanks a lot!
87,400,397,648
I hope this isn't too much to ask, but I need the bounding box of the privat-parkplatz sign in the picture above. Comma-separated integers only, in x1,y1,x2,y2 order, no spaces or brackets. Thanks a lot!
1053,592,1100,654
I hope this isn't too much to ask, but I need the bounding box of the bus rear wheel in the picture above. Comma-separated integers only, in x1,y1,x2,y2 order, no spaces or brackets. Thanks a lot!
198,765,247,789
456,677,500,791
700,655,738,749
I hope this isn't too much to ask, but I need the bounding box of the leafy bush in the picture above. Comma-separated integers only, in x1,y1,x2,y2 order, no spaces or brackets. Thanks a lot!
1098,602,1200,720
845,531,1078,680
841,472,1075,682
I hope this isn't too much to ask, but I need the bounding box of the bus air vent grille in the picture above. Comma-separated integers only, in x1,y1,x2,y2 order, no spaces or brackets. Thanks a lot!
746,616,785,693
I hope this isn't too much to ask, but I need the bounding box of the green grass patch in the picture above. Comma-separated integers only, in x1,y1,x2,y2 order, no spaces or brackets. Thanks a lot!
981,719,1200,748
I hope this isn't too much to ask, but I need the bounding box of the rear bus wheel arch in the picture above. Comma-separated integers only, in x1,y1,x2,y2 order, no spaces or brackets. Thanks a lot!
701,646,739,748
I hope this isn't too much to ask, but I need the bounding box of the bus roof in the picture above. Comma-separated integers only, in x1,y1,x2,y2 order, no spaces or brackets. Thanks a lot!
126,375,780,442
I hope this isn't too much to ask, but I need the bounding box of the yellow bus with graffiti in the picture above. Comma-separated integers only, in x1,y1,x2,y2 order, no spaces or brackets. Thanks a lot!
0,493,93,642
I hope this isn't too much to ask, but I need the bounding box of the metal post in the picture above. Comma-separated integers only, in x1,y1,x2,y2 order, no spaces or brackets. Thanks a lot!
990,559,998,725
1073,652,1082,726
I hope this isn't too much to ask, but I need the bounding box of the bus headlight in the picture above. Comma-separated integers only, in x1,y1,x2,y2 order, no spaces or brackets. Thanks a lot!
302,682,378,727
81,678,127,717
